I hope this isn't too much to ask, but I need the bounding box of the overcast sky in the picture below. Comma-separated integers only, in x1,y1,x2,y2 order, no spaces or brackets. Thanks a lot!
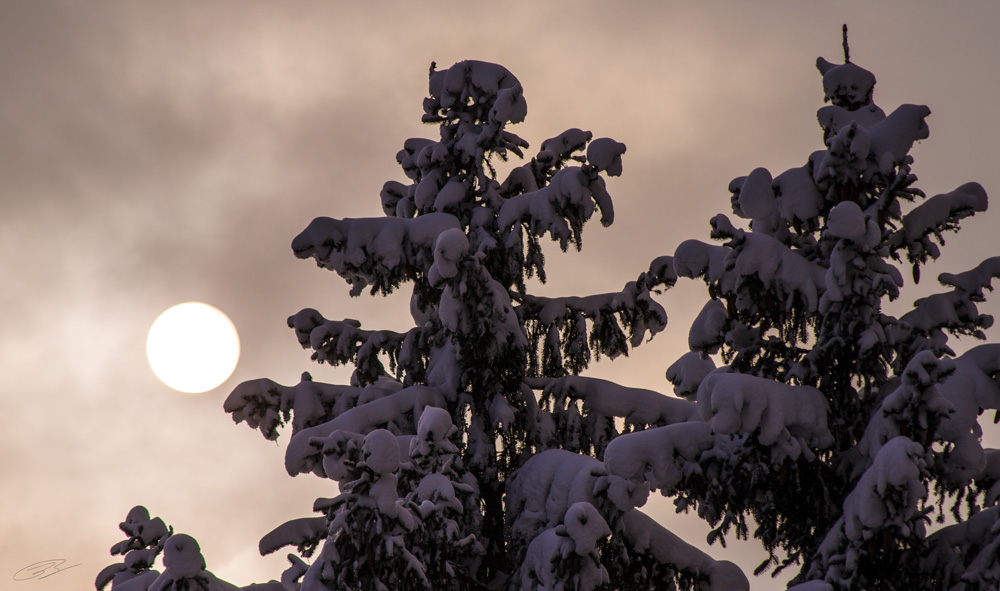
3,2,1000,590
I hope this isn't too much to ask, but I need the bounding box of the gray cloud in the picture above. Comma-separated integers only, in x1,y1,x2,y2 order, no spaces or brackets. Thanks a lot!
3,2,999,589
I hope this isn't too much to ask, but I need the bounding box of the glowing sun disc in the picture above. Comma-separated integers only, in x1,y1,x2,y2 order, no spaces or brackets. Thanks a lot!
147,302,240,393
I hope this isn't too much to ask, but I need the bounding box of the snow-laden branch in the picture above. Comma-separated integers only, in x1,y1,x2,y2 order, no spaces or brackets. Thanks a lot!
811,437,929,587
622,510,749,591
922,506,1000,588
284,385,446,477
287,308,429,386
696,372,834,463
224,373,393,441
258,517,327,558
603,422,715,495
528,375,699,430
847,351,953,478
934,345,1000,486
291,212,461,296
888,182,988,265
497,166,616,252
719,219,828,314
518,256,675,375
896,257,1000,357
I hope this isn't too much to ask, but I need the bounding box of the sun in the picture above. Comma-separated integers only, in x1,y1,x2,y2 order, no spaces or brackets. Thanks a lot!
146,302,240,393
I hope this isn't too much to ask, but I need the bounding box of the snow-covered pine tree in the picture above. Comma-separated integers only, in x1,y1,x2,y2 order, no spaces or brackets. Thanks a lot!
601,34,1000,590
219,59,691,591
98,37,1000,591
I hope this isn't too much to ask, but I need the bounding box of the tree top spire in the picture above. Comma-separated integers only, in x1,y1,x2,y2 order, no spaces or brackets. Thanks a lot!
842,24,851,63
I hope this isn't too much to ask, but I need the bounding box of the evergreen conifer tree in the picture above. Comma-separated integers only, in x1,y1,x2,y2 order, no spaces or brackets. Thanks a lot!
98,39,1000,591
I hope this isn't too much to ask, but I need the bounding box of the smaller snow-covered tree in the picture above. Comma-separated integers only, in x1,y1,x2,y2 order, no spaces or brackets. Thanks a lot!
96,507,250,591
96,506,172,591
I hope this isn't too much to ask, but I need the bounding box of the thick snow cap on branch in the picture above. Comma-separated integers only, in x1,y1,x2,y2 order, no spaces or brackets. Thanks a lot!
284,385,446,476
866,103,929,170
842,436,927,542
697,372,834,461
666,352,717,397
516,524,609,591
258,517,326,557
817,57,876,110
586,137,626,177
817,103,886,137
622,510,749,591
939,345,1000,440
688,299,728,354
673,240,728,282
923,506,1000,586
431,60,518,109
428,227,468,286
363,428,401,475
826,201,869,244
537,375,699,428
497,166,615,244
773,164,825,225
506,449,623,542
603,422,714,494
897,181,988,248
563,502,612,556
292,212,461,294
724,225,828,313
735,167,777,220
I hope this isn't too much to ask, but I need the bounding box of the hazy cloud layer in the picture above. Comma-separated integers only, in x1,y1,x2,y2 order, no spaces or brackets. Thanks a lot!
3,2,999,589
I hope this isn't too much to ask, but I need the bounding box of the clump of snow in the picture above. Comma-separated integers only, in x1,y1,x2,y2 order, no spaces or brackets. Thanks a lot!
817,103,886,137
773,164,825,226
410,406,459,462
736,167,777,220
843,436,927,541
285,384,446,477
539,128,592,161
603,422,714,494
826,201,867,242
923,506,1000,587
535,375,698,430
816,57,877,110
428,227,469,286
673,239,728,282
586,137,626,177
497,165,616,248
563,502,611,556
258,517,327,557
363,428,401,475
890,182,988,263
866,104,930,170
505,449,610,542
516,525,609,591
292,213,461,295
665,352,717,398
722,223,828,313
697,372,833,462
848,351,953,475
97,506,173,591
144,533,240,591
812,437,930,586
490,82,527,125
688,300,728,354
